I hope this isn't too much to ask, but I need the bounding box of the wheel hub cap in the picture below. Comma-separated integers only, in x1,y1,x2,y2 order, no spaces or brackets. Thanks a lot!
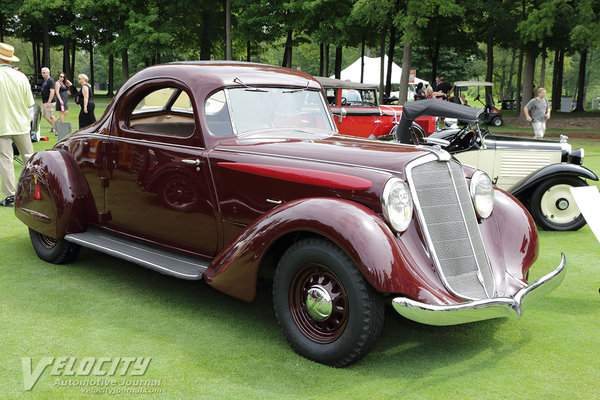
556,198,569,210
305,285,333,321
540,184,581,224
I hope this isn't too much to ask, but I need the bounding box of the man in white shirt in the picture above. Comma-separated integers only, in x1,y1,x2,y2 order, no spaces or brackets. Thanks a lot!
0,43,35,207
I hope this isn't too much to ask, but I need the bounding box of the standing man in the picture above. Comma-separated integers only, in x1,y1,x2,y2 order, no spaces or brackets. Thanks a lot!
40,67,56,133
0,43,35,207
437,76,453,98
524,88,551,139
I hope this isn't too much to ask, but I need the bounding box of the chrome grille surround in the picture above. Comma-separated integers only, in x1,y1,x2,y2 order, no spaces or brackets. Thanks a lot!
406,154,495,300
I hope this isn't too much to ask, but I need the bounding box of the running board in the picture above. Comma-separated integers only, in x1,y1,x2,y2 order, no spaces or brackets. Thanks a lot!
65,227,209,280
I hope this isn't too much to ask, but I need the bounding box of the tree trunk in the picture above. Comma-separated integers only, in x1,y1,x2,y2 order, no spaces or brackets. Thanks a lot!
282,30,293,68
31,34,39,79
63,38,70,77
42,19,50,70
506,48,516,100
224,0,232,60
325,44,329,77
574,48,587,112
200,11,211,60
520,48,535,120
334,46,342,79
485,28,493,102
89,40,94,91
539,53,546,88
385,25,396,96
247,41,251,62
398,39,412,105
121,50,129,82
108,54,114,97
430,21,441,83
515,49,524,117
0,13,4,43
319,42,324,76
71,40,76,81
360,37,365,83
379,31,385,104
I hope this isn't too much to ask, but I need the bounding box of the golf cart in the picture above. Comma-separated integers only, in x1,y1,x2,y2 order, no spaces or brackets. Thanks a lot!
390,99,597,231
453,81,503,126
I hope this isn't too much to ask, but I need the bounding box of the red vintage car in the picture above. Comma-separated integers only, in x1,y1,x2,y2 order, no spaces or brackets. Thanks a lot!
316,77,438,138
15,62,565,367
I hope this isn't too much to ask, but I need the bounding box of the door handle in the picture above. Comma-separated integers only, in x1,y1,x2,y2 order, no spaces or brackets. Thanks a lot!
181,159,201,166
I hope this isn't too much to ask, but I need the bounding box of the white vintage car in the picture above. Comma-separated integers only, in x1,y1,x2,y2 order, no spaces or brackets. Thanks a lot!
393,99,598,231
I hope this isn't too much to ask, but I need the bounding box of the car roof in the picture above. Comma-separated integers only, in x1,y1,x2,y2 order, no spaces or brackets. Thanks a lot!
121,61,324,93
314,76,378,90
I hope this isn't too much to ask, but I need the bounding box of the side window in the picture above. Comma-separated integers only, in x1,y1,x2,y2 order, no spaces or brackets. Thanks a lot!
325,88,336,106
129,87,195,138
205,90,234,137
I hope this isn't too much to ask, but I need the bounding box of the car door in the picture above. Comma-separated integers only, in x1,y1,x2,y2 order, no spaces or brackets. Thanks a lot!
327,88,382,137
102,81,219,257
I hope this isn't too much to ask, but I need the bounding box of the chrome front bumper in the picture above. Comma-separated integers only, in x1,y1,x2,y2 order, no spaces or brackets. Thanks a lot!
392,254,566,326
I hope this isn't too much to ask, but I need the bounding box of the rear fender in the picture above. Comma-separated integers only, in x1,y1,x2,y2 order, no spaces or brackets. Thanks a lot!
14,149,96,239
510,163,598,199
204,198,422,302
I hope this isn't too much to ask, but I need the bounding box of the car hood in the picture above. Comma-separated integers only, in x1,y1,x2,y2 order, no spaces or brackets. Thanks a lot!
214,130,432,175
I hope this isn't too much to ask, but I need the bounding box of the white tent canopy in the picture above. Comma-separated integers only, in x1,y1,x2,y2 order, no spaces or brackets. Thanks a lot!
332,55,429,87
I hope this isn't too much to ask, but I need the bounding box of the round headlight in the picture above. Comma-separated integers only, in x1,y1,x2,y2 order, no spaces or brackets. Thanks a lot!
470,171,494,219
382,178,413,232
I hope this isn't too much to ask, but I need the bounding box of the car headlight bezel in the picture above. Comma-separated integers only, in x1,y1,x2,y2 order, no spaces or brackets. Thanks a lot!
470,170,494,219
382,178,413,233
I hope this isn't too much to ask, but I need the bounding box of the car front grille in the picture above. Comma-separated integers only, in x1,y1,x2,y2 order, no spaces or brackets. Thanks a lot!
407,156,495,300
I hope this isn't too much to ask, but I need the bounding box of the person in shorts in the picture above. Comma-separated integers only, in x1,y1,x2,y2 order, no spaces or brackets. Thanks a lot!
524,88,551,139
40,67,57,133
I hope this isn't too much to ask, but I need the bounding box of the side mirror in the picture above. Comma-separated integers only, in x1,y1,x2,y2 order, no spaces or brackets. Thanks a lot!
338,107,347,123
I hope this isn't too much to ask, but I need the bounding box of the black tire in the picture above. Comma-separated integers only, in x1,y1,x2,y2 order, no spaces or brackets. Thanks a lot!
273,238,384,367
529,176,588,231
491,116,502,126
29,228,80,264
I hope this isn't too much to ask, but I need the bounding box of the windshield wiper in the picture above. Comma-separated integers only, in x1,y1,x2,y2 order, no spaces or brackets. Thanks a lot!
233,77,268,92
283,81,310,93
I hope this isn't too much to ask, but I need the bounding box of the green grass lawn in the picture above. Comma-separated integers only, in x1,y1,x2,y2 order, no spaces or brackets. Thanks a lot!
1,111,599,398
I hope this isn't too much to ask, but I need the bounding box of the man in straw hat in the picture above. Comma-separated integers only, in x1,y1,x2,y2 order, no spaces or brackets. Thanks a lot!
0,42,35,207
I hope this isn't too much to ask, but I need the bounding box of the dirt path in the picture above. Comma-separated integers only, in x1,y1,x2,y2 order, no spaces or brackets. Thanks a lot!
500,116,600,139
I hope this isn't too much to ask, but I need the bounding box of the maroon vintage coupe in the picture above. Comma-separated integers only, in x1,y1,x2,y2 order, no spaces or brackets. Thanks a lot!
15,62,566,367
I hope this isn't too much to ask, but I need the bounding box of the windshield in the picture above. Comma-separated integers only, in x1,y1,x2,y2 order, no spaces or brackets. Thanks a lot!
225,87,335,135
340,89,377,106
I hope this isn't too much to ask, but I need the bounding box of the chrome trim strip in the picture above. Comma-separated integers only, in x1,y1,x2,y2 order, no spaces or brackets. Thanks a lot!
392,254,566,326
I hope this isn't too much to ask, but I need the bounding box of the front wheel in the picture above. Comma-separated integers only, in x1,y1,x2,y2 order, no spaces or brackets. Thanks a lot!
273,238,384,367
491,116,503,126
29,228,80,264
529,177,588,231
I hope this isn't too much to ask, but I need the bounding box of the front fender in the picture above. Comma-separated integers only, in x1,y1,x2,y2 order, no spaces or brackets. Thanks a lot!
14,149,96,239
204,198,416,302
511,163,598,198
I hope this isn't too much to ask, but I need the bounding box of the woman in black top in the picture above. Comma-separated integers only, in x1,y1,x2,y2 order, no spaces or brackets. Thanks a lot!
54,72,71,122
75,73,96,128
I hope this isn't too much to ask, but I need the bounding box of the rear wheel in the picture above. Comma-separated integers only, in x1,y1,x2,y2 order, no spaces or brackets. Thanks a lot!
273,238,384,367
29,228,80,264
491,116,502,126
529,177,588,231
